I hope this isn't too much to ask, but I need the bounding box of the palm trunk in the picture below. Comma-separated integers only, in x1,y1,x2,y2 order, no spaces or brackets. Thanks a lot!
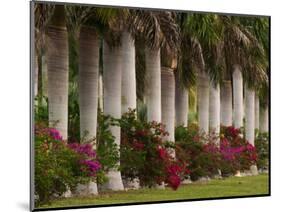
42,54,48,97
245,86,255,145
245,86,258,175
220,80,232,126
77,27,99,195
98,74,103,112
209,81,220,143
145,47,161,122
46,6,68,139
161,67,175,156
260,104,268,133
121,31,136,114
197,71,209,134
34,54,38,97
232,66,243,128
255,94,260,130
103,41,124,191
175,73,188,127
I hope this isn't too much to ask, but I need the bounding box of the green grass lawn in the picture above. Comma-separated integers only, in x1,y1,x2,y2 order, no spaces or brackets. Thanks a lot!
40,174,269,209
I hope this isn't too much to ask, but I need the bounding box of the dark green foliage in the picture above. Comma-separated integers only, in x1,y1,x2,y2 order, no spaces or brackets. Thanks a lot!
95,111,120,184
255,132,269,170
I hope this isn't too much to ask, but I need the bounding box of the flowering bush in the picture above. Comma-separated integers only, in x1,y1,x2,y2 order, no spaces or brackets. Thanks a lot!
34,123,101,206
119,110,189,190
175,125,221,181
220,126,258,176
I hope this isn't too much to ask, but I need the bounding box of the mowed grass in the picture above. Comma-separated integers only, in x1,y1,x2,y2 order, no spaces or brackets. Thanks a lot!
40,174,269,209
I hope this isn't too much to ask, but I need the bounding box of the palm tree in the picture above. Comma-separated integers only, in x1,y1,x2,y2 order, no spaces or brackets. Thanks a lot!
175,72,188,127
232,65,243,128
255,93,260,130
131,10,179,124
183,14,223,134
161,66,175,151
46,5,69,139
121,30,137,114
102,40,124,191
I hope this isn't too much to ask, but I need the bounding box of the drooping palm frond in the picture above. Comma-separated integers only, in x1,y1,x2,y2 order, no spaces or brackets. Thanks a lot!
34,3,55,55
128,10,180,53
237,16,269,89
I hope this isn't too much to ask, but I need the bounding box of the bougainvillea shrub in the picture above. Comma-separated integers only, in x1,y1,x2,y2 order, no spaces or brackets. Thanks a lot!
119,110,189,190
34,123,101,206
255,132,269,170
175,125,221,181
220,126,258,176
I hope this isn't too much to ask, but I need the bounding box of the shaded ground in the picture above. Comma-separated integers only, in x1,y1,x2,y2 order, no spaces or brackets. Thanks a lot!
40,174,269,209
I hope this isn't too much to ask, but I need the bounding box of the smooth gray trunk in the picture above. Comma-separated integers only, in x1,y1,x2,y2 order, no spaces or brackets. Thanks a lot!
197,71,209,134
46,25,68,139
220,80,232,126
161,67,175,156
42,54,48,97
255,94,260,130
34,54,38,97
77,27,100,195
232,66,243,128
209,81,220,143
145,47,161,122
245,86,255,145
121,31,137,114
260,105,268,133
98,74,103,112
103,41,124,191
175,73,188,127
245,86,258,175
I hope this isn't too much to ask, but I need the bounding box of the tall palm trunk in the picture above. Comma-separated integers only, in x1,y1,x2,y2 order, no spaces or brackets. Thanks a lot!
46,6,68,139
175,73,188,127
77,27,99,195
245,87,255,145
197,71,209,134
121,31,136,114
98,74,103,112
161,67,175,154
260,104,268,133
220,80,232,126
255,94,260,130
34,54,38,97
245,86,258,175
42,54,48,98
232,66,243,128
145,47,161,122
103,41,124,191
209,81,220,143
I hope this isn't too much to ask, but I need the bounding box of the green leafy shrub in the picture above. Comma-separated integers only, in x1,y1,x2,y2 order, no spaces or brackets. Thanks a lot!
255,132,269,170
95,111,121,184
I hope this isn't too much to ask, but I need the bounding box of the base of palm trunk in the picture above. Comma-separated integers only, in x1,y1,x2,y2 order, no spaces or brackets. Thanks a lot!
250,165,259,176
155,182,165,189
62,187,72,198
75,181,98,196
235,170,242,177
123,178,140,190
102,170,124,191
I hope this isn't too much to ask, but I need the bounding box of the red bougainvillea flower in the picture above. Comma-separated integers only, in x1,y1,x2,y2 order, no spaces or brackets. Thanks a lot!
167,175,181,190
132,140,145,150
157,146,168,160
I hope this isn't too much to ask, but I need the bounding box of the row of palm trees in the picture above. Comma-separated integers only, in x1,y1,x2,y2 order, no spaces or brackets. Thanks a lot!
34,3,269,195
